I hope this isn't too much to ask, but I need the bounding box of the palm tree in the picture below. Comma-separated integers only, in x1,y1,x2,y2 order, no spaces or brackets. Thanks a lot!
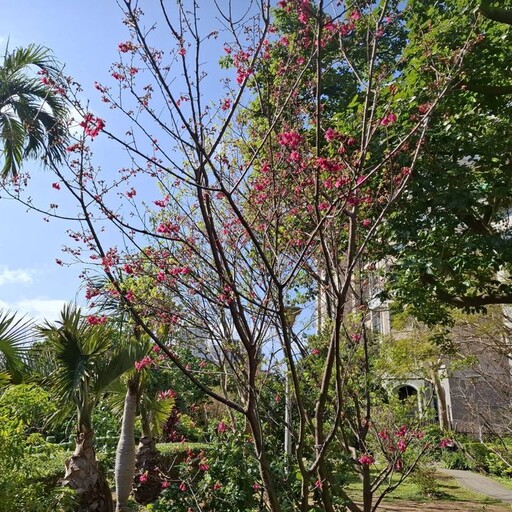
86,275,175,510
38,304,141,512
0,43,68,178
113,356,175,511
0,309,35,386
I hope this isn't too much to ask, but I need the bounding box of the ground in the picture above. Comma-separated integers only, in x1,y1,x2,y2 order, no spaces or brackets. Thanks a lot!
377,471,512,512
379,502,510,511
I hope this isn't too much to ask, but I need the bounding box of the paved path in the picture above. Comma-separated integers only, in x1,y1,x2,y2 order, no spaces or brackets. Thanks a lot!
439,468,512,503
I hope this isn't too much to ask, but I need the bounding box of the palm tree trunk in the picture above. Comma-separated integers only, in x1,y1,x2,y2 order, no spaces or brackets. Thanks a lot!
115,385,138,511
61,428,114,512
133,436,162,505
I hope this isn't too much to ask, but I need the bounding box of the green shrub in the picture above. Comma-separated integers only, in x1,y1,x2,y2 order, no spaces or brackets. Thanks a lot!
0,384,58,436
464,442,491,471
148,430,263,512
440,449,471,470
485,448,512,477
410,467,443,499
0,428,71,512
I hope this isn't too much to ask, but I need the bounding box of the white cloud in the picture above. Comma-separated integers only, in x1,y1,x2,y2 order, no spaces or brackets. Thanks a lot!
0,298,67,323
0,267,33,286
16,298,68,323
68,105,84,137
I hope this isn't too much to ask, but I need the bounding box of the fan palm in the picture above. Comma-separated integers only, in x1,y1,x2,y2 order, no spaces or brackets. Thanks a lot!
38,304,142,512
0,43,68,177
0,309,35,386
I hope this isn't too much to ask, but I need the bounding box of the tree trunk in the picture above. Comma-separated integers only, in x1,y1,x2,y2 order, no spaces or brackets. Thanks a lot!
61,429,114,512
133,436,163,505
246,407,282,512
430,367,450,431
115,386,138,511
361,465,372,512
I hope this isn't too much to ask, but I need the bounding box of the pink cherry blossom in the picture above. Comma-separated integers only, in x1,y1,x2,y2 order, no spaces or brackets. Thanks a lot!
118,41,136,53
358,454,374,465
380,112,397,126
87,315,107,326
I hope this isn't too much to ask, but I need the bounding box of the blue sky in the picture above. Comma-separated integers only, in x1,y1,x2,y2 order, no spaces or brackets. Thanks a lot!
1,1,260,322
0,1,133,321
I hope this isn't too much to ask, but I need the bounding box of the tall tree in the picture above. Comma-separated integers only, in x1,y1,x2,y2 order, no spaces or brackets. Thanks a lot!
377,0,512,323
0,43,68,177
15,1,477,511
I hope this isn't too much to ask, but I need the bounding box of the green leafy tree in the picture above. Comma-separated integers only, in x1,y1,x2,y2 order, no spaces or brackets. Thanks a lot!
0,44,68,177
378,0,512,323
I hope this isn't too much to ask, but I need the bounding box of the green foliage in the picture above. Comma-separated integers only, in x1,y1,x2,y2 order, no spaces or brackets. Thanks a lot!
92,401,120,440
0,383,57,436
0,408,73,512
380,0,512,323
37,303,143,432
440,449,472,470
0,44,68,177
149,430,263,512
0,310,36,384
410,466,443,499
485,448,512,477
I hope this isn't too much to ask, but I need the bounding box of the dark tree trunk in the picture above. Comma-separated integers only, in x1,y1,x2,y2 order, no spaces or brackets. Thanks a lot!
60,429,114,512
133,436,163,505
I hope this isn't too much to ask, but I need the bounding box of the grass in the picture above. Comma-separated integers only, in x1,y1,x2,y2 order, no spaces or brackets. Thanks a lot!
389,472,503,505
490,474,512,491
343,466,506,507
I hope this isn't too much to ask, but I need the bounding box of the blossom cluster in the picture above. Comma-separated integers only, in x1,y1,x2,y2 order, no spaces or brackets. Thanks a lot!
86,315,107,326
358,454,375,466
158,388,177,401
135,355,157,372
80,113,106,139
372,424,426,471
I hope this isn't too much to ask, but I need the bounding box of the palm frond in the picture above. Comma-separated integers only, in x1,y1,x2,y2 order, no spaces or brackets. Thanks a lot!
2,44,62,80
0,115,25,175
0,44,68,177
0,371,11,388
39,304,100,403
0,310,36,383
102,378,130,418
141,393,175,437
94,343,146,394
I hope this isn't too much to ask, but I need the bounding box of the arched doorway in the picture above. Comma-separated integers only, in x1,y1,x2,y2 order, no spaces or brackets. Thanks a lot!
397,385,418,402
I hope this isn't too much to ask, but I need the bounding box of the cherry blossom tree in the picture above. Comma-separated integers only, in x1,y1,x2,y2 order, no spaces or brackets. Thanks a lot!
11,1,480,510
